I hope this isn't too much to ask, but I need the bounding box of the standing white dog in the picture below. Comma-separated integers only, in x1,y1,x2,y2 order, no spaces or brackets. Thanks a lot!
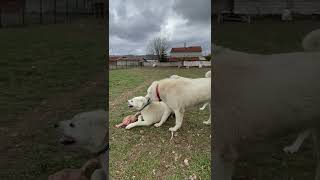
145,77,211,131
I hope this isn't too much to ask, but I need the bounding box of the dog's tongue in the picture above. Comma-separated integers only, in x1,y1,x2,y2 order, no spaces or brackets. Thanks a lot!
59,136,75,145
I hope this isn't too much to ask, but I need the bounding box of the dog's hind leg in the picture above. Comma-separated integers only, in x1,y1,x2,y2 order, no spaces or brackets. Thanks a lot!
203,103,211,125
283,129,311,154
169,108,185,132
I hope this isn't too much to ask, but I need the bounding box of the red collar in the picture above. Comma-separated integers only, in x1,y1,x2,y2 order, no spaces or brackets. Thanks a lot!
156,84,161,101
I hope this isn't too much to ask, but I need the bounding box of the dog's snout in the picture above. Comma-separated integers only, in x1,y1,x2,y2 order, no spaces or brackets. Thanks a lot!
54,123,59,128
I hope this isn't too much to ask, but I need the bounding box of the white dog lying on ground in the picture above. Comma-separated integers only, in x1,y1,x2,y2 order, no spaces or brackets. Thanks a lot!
126,96,172,129
55,110,108,180
145,76,211,132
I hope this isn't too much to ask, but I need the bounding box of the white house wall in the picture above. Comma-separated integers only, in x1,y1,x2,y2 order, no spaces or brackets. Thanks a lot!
170,52,202,57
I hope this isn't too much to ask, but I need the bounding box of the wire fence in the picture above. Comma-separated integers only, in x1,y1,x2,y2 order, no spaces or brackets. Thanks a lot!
0,0,104,27
109,60,144,70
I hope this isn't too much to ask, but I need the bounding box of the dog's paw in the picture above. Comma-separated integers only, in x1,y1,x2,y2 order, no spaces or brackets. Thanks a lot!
283,146,298,154
169,127,178,132
125,125,133,130
154,123,162,127
203,120,211,125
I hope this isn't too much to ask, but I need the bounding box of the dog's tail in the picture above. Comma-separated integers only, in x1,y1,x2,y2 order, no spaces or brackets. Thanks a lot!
302,29,320,52
205,71,211,78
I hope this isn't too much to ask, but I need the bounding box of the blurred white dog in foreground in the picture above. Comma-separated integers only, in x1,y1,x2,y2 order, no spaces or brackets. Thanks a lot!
56,110,108,180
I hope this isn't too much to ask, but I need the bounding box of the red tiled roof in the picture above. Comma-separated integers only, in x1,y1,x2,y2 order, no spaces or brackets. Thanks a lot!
109,56,122,62
169,57,200,61
171,46,202,53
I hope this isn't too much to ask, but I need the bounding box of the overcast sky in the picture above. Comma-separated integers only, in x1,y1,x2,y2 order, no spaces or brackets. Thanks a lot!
109,0,211,56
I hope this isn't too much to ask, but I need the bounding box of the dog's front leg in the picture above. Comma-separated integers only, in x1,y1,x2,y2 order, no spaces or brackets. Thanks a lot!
169,109,184,132
91,168,106,180
203,103,211,125
125,115,143,129
125,116,153,129
154,110,171,127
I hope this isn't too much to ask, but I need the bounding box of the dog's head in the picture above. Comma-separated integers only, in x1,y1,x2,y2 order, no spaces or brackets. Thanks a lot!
55,110,108,153
128,96,149,110
170,75,182,79
145,81,160,101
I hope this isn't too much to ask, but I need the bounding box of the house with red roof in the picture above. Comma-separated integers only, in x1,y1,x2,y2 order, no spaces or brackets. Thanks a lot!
169,45,205,61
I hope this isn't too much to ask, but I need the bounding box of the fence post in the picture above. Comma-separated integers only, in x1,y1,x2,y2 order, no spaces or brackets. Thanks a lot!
66,0,69,23
22,0,25,25
54,0,57,24
40,0,43,24
0,8,2,28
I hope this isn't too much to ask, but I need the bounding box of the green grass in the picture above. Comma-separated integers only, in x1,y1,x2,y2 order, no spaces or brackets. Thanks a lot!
109,68,211,179
213,19,320,179
0,19,106,179
0,19,106,124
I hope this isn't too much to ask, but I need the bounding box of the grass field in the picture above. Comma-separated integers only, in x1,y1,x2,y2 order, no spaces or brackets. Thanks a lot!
109,68,211,179
0,19,106,179
214,19,320,179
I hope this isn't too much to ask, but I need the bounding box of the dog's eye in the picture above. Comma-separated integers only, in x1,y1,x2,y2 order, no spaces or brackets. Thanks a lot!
69,123,75,128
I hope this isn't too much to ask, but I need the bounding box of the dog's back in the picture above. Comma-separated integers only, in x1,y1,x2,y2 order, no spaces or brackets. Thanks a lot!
214,34,320,150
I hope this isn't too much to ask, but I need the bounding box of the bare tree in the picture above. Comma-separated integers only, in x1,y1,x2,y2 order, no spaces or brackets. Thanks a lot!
147,37,170,62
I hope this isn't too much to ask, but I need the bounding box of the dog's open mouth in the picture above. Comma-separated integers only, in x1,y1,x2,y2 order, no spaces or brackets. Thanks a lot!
128,104,133,108
59,135,76,145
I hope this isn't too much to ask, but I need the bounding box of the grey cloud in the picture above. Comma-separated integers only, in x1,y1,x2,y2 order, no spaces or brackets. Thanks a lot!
173,0,211,25
109,0,210,55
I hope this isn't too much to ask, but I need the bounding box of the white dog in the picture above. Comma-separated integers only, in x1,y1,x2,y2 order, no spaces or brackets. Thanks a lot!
56,110,108,180
145,77,211,131
126,96,172,129
212,29,320,180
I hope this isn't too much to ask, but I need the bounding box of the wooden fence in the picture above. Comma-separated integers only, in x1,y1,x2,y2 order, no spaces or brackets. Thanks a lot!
109,60,211,70
0,0,104,27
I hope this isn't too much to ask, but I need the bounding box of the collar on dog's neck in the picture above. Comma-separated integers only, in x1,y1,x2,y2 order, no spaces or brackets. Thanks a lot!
96,143,109,156
139,98,151,111
156,84,161,101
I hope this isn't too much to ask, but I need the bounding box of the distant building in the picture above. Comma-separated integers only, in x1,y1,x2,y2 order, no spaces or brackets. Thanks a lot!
143,54,158,63
169,46,205,61
213,0,320,15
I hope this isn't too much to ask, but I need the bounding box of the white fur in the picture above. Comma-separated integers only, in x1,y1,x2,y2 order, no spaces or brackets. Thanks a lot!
205,70,211,78
126,96,172,129
284,129,312,154
145,77,211,131
213,29,320,180
57,110,108,180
